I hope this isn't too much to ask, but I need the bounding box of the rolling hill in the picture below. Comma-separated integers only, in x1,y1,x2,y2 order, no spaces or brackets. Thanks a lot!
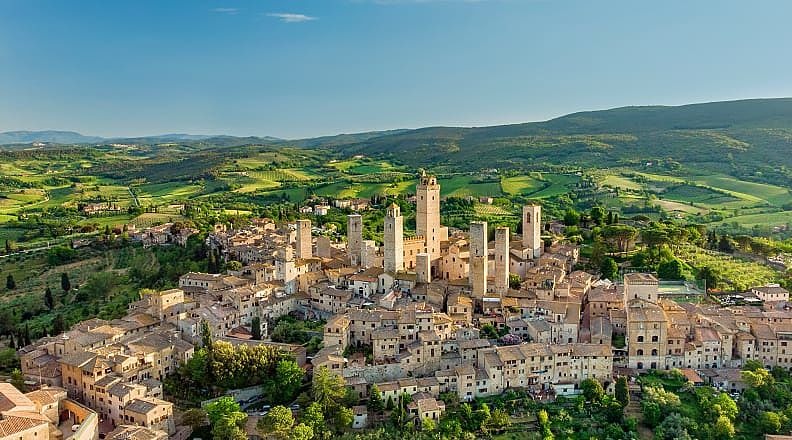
306,98,792,177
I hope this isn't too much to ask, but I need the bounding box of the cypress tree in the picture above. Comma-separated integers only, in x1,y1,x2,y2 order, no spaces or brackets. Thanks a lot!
44,287,54,310
61,273,71,292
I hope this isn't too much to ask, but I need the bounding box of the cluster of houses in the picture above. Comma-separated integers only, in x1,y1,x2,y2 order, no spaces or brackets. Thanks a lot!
11,171,792,438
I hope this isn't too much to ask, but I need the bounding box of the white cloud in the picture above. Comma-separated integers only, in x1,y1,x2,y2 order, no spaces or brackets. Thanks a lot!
266,13,318,23
212,7,239,14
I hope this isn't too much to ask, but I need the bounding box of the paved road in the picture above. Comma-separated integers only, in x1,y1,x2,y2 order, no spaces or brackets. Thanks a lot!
0,242,54,259
128,187,140,207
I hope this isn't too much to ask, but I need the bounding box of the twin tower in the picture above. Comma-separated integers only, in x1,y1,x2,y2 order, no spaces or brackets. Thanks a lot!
347,172,542,293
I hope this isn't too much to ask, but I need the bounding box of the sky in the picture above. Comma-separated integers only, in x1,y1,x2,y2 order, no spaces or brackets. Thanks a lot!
1,0,792,139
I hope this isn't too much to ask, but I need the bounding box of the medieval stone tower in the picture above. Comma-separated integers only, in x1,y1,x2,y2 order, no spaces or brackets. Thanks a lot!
416,171,442,259
522,204,542,259
384,203,404,273
296,219,312,259
416,253,431,284
494,226,510,295
347,214,363,266
469,221,488,298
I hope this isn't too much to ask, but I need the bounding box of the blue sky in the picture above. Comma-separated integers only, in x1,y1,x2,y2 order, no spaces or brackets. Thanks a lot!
1,0,791,139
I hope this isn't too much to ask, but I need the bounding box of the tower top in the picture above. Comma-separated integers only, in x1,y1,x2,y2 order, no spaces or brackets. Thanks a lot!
386,203,401,217
418,172,438,188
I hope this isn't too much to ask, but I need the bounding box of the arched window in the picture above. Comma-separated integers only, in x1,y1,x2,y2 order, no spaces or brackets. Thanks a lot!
651,349,658,356
637,362,644,370
637,349,644,356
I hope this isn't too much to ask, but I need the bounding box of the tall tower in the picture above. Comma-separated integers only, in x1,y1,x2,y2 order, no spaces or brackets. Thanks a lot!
494,226,510,295
469,221,488,298
296,219,312,259
384,203,404,273
416,253,431,284
348,214,363,266
522,204,542,259
416,171,442,259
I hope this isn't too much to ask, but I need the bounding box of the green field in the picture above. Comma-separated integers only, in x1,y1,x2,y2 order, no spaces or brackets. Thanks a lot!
716,210,792,227
136,182,204,201
440,176,503,198
501,175,545,195
691,174,792,206
600,174,643,191
661,184,743,208
529,173,580,198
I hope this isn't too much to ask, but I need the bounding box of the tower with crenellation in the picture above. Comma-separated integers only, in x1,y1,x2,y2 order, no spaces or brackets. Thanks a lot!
416,171,442,260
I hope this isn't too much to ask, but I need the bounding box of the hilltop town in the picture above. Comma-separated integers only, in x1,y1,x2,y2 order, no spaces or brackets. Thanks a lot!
6,171,792,440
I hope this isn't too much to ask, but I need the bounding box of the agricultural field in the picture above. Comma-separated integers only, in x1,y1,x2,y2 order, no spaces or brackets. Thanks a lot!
475,204,515,216
599,174,643,191
676,243,779,291
716,210,792,228
501,175,545,195
660,184,743,208
691,174,792,207
135,182,203,203
440,175,503,198
529,173,580,198
653,199,709,215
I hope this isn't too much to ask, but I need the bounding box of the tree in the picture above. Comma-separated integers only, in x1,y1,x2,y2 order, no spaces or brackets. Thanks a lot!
606,211,614,225
212,413,248,440
658,258,685,280
312,367,347,414
590,206,606,226
227,260,243,271
600,257,618,280
698,266,720,291
368,384,385,414
6,274,15,290
600,224,638,253
488,408,511,431
656,413,693,440
302,402,326,435
422,417,436,432
252,316,262,340
258,406,295,438
742,367,774,389
60,272,71,292
713,415,735,439
508,273,522,290
10,369,27,392
563,209,580,226
537,409,553,440
44,287,54,310
272,360,303,404
290,423,313,440
181,408,208,430
333,406,353,431
615,376,630,407
205,396,242,425
581,378,605,404
200,319,213,349
758,411,782,435
52,314,66,335
439,417,463,439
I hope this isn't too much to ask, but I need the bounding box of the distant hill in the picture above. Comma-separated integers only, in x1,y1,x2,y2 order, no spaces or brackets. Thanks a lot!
308,98,792,173
6,98,792,181
0,131,282,146
0,130,104,145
